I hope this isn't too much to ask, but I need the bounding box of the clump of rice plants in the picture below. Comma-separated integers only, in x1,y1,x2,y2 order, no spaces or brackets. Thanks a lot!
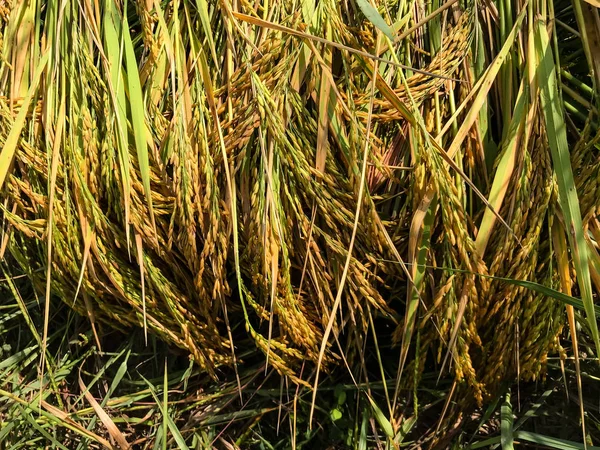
1,0,600,447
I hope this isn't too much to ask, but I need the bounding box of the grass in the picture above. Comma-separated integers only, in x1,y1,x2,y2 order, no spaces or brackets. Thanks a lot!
1,0,600,448
2,286,600,449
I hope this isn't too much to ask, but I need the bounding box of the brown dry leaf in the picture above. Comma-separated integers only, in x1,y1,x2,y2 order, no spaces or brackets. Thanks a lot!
40,400,114,449
78,374,131,450
582,0,600,9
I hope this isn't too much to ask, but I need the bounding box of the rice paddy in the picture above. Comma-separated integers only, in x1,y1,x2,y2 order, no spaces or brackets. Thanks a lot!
1,0,600,448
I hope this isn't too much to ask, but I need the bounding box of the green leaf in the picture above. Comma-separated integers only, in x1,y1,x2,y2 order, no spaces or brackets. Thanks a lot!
358,409,368,450
103,0,132,242
0,50,49,190
394,416,416,444
105,350,130,402
142,376,191,450
476,80,526,256
163,359,168,450
400,190,435,385
122,9,155,230
514,431,600,450
500,391,514,450
356,0,394,40
330,408,342,421
194,0,218,67
366,395,394,439
535,19,600,358
469,392,504,445
469,436,502,449
18,405,70,450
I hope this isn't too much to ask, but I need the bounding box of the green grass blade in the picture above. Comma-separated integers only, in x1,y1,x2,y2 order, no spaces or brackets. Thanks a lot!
445,4,527,158
366,394,394,439
0,388,113,448
514,431,599,450
194,0,218,67
535,19,600,358
475,80,526,256
143,376,190,450
358,409,368,450
163,359,168,450
500,391,514,450
469,436,502,449
103,0,132,244
397,193,435,398
394,416,416,444
17,404,73,450
122,9,155,232
0,50,49,190
356,0,394,39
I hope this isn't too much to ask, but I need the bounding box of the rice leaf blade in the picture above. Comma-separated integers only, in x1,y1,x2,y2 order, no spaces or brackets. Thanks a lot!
356,0,394,39
535,19,600,358
0,50,49,190
122,11,155,231
500,391,514,450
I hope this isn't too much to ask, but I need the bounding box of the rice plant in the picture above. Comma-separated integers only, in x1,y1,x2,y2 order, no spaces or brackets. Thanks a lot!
1,0,600,447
